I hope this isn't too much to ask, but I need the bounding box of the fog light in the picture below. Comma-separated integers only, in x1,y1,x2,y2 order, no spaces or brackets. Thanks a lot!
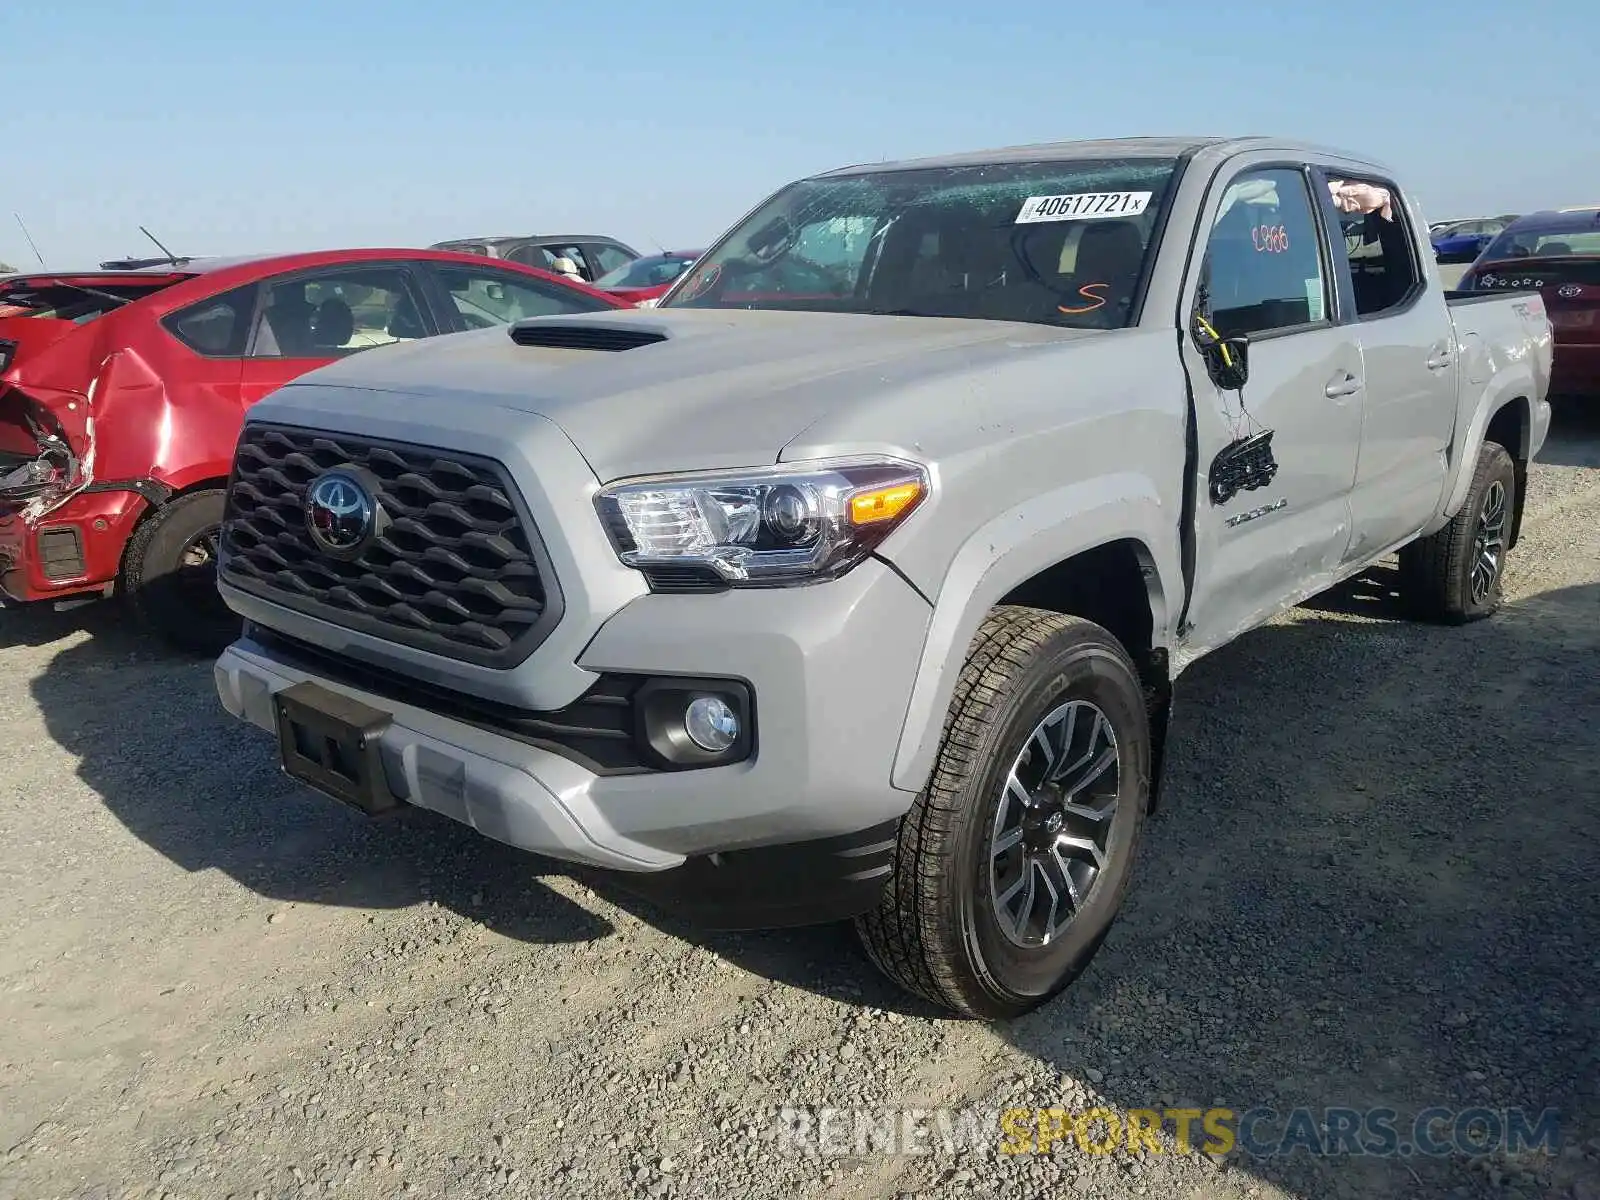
684,695,739,753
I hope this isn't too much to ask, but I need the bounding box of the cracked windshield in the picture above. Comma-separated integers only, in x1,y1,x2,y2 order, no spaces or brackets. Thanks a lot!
664,158,1179,328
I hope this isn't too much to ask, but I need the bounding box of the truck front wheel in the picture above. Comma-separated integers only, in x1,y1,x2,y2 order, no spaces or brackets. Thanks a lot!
856,607,1151,1019
1399,440,1517,624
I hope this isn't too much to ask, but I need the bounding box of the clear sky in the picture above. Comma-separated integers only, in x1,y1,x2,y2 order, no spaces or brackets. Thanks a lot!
3,0,1593,268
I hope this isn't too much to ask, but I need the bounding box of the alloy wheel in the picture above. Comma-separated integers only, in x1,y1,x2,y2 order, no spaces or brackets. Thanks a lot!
1471,479,1507,605
988,699,1120,948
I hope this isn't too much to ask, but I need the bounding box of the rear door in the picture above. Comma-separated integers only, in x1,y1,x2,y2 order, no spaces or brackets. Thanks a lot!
1177,161,1366,654
237,263,436,406
1315,167,1459,564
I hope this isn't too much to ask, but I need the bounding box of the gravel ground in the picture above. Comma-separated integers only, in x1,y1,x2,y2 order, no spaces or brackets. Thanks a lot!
2,407,1598,1200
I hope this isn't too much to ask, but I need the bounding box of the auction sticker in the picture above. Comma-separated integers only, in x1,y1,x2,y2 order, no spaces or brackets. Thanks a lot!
1015,191,1152,223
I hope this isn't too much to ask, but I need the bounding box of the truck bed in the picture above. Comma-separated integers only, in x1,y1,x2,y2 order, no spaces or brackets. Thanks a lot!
1445,287,1550,361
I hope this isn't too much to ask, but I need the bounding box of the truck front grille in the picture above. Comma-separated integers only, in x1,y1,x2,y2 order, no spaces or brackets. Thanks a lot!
220,424,560,667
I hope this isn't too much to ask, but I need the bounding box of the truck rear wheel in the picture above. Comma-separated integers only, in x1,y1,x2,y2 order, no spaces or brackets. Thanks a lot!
122,489,241,656
1399,440,1516,624
855,607,1151,1019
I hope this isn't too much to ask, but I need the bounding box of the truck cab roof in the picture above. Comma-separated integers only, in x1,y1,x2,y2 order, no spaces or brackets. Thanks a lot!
816,135,1392,178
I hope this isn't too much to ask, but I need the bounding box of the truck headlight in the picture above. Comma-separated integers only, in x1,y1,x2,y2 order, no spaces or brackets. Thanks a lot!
595,456,929,586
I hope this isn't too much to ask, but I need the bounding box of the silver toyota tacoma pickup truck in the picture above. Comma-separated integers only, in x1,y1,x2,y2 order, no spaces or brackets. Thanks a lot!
212,136,1552,1018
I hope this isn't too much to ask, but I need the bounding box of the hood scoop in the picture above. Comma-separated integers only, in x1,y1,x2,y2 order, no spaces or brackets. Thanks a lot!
508,322,668,352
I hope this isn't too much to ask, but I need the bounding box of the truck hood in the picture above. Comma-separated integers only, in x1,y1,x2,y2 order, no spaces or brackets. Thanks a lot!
276,308,1097,480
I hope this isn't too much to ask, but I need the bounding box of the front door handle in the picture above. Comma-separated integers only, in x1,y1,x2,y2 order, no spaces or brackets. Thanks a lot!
1426,350,1454,371
1325,370,1362,399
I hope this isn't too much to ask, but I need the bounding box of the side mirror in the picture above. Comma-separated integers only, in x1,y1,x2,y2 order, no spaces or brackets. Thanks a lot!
1191,313,1250,391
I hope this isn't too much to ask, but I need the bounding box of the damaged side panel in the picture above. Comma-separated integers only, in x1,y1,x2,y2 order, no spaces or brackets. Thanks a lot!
0,311,119,525
0,382,95,523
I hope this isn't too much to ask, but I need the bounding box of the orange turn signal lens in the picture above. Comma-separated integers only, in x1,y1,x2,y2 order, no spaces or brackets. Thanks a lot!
849,481,923,526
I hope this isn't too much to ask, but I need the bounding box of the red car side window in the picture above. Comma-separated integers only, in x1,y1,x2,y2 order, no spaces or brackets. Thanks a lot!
249,268,431,358
163,283,260,357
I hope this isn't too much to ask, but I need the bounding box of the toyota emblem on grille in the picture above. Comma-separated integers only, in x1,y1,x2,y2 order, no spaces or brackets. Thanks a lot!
305,469,380,557
1558,284,1583,298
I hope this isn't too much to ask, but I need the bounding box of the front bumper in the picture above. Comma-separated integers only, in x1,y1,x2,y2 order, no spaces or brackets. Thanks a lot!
215,556,930,893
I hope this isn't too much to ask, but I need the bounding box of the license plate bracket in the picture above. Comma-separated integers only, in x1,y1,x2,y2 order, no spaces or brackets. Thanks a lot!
273,681,401,815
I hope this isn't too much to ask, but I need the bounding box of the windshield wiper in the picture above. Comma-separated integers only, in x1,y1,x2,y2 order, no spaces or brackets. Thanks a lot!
868,306,953,318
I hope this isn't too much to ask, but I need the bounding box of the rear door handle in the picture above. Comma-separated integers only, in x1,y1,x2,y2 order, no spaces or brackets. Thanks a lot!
1324,371,1362,399
1426,351,1454,371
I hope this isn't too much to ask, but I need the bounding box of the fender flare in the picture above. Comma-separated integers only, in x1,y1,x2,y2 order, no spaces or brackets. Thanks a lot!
888,472,1179,793
1424,387,1529,537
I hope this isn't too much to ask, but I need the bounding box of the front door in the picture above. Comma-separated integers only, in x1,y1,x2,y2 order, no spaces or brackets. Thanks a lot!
1179,164,1366,656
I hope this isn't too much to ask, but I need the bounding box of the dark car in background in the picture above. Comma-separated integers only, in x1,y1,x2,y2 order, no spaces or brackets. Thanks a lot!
0,248,626,649
594,249,703,305
1457,208,1600,397
1431,216,1518,263
428,234,640,283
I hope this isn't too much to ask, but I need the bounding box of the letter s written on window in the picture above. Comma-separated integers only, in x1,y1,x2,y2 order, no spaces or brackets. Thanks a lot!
1058,282,1109,315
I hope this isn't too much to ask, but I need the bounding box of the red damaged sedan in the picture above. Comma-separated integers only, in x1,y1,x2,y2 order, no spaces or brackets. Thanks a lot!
1456,208,1600,398
0,247,625,650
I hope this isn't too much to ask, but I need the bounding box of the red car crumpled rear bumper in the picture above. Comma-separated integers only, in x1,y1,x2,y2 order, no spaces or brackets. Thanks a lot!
0,489,150,606
0,378,138,606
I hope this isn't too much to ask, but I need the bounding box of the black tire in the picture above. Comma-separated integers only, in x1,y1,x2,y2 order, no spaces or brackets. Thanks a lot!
122,489,241,655
1399,441,1516,624
855,607,1152,1019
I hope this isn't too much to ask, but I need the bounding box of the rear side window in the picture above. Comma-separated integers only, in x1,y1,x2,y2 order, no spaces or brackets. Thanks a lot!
163,284,260,356
1200,168,1329,338
1326,174,1423,318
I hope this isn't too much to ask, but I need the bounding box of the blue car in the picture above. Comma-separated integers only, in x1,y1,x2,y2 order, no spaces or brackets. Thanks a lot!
1431,217,1517,263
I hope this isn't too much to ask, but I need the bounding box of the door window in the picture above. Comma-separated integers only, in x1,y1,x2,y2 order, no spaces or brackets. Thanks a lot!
586,243,634,277
1326,174,1424,318
511,242,590,278
1200,168,1329,339
249,267,431,358
433,265,615,328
